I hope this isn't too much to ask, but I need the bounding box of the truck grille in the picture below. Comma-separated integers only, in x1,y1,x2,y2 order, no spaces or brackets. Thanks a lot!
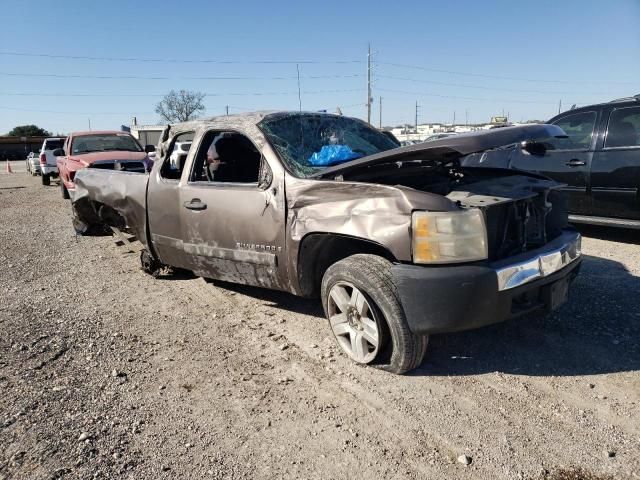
484,190,567,261
90,160,146,173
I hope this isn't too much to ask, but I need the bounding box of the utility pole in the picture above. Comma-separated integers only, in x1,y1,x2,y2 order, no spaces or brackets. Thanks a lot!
88,118,91,131
415,101,419,133
558,99,562,115
366,43,372,125
225,106,229,116
296,64,302,112
465,110,468,126
379,96,382,129
453,111,456,126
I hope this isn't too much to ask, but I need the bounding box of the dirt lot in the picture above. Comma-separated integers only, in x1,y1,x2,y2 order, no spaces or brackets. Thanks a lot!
1,165,639,480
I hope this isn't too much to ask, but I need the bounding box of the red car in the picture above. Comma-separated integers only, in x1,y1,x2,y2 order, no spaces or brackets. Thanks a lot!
55,130,153,199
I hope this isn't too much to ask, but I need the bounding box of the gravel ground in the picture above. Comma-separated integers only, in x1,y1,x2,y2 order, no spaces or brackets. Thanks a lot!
1,165,639,480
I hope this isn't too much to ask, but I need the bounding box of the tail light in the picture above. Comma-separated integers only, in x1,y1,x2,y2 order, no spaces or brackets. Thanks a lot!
39,152,46,165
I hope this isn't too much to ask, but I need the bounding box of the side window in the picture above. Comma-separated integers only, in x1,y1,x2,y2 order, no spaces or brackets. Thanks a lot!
549,111,597,150
605,106,640,148
190,130,264,185
160,131,194,180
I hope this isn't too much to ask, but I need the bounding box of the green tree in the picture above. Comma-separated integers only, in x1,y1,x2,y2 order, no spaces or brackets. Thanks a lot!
155,90,206,123
7,125,51,136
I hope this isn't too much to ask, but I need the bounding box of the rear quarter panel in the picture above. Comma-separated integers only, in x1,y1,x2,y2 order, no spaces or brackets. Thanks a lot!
73,169,150,247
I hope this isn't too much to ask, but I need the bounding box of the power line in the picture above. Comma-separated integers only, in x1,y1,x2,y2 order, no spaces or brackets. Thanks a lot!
1,50,632,86
0,71,364,81
0,88,361,98
0,105,155,115
379,61,637,85
0,51,363,65
376,87,590,105
377,74,610,96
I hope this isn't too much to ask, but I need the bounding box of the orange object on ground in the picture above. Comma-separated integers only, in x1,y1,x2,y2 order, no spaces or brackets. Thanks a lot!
5,161,13,173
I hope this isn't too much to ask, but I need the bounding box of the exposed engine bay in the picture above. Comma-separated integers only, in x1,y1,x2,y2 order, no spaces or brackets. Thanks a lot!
340,158,569,261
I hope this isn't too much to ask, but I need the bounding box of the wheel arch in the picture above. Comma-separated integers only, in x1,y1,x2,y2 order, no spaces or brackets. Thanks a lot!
296,232,398,298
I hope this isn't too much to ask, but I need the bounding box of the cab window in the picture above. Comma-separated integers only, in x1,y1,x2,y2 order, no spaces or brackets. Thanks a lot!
190,131,263,184
605,106,640,148
550,111,597,150
160,131,194,180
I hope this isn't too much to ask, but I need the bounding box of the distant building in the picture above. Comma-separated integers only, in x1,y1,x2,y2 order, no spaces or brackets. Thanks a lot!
390,122,483,142
0,136,57,160
129,124,165,148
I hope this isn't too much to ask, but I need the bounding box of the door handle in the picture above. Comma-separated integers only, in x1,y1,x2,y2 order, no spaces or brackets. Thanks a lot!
183,198,207,211
565,159,586,167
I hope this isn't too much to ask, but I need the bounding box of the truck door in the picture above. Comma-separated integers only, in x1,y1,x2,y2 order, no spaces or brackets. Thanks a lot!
510,110,598,216
146,130,195,270
178,128,287,290
590,105,640,220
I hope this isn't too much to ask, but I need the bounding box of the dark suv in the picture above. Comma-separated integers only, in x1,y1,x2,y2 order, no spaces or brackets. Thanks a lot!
463,95,640,229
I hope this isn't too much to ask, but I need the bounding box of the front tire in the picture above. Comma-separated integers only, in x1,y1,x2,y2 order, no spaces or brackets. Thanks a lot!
321,254,428,375
42,174,50,186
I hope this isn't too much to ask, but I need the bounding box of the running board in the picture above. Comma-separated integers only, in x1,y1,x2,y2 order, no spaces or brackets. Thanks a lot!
569,214,640,229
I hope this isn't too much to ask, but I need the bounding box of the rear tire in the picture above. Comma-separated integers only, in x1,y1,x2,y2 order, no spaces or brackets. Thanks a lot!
321,254,428,375
61,181,70,199
42,174,50,186
140,250,163,277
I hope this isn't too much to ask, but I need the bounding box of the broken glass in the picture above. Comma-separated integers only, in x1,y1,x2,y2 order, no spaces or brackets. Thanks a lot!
259,113,397,177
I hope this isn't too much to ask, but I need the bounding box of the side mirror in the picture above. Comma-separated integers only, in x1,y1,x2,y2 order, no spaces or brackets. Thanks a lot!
52,148,65,156
520,140,546,156
145,144,156,153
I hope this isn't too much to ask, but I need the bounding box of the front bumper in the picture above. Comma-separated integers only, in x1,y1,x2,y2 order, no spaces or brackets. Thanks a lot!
41,165,58,176
392,229,582,335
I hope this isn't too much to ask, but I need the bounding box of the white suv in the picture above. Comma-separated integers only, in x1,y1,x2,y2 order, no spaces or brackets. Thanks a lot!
39,137,65,186
169,141,192,169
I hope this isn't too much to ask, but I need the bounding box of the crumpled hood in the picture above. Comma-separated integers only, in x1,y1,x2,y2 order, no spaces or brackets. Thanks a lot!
312,124,566,179
70,150,148,167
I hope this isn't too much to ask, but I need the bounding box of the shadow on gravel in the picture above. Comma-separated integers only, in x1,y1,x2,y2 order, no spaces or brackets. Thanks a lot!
169,253,638,378
416,254,640,377
154,268,198,282
77,227,112,237
576,224,640,245
206,279,324,317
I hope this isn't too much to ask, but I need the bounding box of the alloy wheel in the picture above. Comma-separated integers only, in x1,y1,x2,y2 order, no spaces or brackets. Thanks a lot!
327,281,380,363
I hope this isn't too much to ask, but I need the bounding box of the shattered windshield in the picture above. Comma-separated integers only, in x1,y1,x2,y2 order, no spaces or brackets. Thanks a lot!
259,113,398,177
71,134,143,155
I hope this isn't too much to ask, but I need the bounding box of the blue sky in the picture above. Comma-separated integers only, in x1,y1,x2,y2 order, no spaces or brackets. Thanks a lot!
1,0,638,134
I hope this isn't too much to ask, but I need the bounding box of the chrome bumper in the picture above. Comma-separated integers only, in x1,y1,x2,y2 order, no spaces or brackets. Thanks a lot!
495,231,582,291
41,165,58,175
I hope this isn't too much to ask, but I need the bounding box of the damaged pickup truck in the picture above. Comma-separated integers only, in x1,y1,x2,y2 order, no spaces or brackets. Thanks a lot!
72,112,582,374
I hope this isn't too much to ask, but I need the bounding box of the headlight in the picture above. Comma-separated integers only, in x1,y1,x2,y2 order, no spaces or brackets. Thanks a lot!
412,209,488,264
